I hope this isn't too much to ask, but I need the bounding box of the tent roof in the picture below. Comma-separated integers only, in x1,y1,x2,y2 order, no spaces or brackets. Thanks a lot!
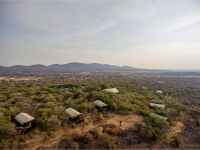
103,88,119,93
15,113,35,125
94,100,107,108
150,113,168,121
65,108,81,118
150,103,165,109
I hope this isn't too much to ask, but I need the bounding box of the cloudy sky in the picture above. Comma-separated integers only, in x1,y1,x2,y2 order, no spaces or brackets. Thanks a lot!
0,0,200,69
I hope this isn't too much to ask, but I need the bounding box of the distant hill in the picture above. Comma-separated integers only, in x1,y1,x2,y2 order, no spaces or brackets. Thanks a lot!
1,62,166,77
1,63,144,71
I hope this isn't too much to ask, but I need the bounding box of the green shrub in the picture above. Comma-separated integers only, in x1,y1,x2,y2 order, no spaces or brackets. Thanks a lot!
72,142,79,149
20,135,28,142
44,135,50,141
98,133,115,145
47,130,55,137
135,121,144,132
20,144,25,149
72,123,76,128
172,135,181,147
139,109,149,116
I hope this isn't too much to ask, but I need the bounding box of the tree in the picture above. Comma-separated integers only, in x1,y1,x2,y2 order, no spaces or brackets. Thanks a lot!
47,115,61,129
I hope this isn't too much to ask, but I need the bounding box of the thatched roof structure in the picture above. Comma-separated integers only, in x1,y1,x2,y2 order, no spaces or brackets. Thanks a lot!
15,113,35,125
65,108,81,118
93,100,107,108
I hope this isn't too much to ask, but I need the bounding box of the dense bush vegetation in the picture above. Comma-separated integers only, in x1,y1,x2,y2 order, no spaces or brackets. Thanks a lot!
0,73,200,148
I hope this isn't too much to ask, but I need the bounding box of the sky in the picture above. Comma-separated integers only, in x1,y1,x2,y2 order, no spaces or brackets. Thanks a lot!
0,0,200,69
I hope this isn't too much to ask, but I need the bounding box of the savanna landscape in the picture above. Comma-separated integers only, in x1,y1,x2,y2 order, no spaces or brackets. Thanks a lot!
0,66,200,149
1,0,200,149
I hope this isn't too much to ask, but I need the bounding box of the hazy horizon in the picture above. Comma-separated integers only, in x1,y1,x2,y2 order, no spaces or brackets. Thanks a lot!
0,0,200,70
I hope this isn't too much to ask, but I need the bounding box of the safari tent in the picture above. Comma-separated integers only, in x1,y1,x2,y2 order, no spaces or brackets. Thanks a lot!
150,103,165,109
103,88,119,93
65,108,81,118
93,100,108,111
94,100,107,108
15,113,35,125
156,90,163,94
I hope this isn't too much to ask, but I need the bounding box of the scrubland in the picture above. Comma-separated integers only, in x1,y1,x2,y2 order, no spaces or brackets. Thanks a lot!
0,72,200,149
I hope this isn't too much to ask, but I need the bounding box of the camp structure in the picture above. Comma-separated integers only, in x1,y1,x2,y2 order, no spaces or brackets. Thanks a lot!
103,88,119,93
15,93,21,96
15,113,35,126
59,84,64,88
65,108,81,118
65,88,70,92
150,103,165,109
94,100,108,111
39,91,48,94
156,90,163,94
65,108,84,124
150,113,168,121
152,99,165,104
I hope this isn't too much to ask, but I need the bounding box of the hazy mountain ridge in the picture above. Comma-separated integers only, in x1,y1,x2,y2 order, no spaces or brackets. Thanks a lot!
0,63,141,71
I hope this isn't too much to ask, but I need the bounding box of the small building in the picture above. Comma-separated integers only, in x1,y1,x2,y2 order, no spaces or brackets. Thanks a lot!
156,90,163,94
103,88,119,93
94,100,108,111
59,84,64,88
150,103,165,109
152,99,165,104
82,86,86,90
39,91,48,94
150,113,168,121
15,113,35,126
0,95,3,97
65,108,81,118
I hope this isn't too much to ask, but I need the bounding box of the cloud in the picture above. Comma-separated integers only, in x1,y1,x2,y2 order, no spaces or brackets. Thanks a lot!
0,0,200,69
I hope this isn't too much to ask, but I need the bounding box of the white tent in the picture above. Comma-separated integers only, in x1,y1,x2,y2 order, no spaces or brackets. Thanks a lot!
156,90,163,94
103,88,119,93
150,103,165,109
65,108,81,118
94,100,107,108
15,113,35,125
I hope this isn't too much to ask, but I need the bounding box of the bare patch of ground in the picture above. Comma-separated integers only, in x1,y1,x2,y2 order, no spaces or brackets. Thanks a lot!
0,77,42,81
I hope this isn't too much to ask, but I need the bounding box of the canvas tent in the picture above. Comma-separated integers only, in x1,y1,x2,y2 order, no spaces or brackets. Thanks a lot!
150,113,168,121
156,90,163,94
15,113,35,125
150,103,165,109
65,108,81,118
103,88,119,93
15,93,21,96
94,100,107,108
